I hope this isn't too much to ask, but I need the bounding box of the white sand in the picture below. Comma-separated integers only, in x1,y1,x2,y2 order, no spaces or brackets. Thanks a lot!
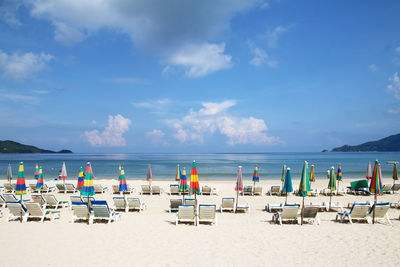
1,177,400,266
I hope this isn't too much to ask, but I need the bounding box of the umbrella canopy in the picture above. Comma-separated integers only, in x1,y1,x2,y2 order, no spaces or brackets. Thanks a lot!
118,165,122,180
60,162,67,180
366,162,372,180
252,166,259,183
309,165,316,182
298,161,311,196
282,168,293,193
235,166,243,192
179,167,188,193
175,164,180,181
281,164,287,183
393,163,398,182
7,164,12,183
328,166,336,191
81,162,95,197
147,164,152,185
189,161,200,195
34,164,39,180
337,165,343,181
15,162,27,195
119,167,128,192
369,160,383,195
36,167,44,190
77,167,84,191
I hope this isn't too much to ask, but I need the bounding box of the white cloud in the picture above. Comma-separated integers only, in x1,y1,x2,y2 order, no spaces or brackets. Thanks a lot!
396,46,400,54
53,21,86,46
167,43,232,78
84,114,131,147
388,107,400,115
168,100,278,145
0,89,38,104
368,64,377,72
0,50,54,80
146,129,168,145
387,72,400,100
264,25,293,48
249,46,276,67
133,98,171,114
32,89,49,94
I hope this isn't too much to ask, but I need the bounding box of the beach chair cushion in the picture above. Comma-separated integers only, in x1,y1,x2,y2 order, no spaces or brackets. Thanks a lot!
176,205,196,225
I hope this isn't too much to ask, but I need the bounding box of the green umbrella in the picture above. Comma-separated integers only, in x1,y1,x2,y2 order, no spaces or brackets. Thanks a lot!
298,161,310,225
328,166,336,211
281,164,287,190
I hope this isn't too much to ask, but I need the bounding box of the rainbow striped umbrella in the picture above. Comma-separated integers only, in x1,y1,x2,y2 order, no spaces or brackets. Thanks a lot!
189,161,200,195
179,167,188,193
282,168,293,203
7,164,12,185
81,162,95,197
77,167,84,191
235,166,243,211
281,164,287,189
119,167,128,193
393,163,398,185
252,166,259,183
336,165,342,181
15,162,26,222
34,164,39,180
298,161,310,224
370,160,383,224
309,165,316,182
366,162,372,180
327,166,336,210
147,164,152,187
175,164,180,181
36,167,44,190
60,162,67,184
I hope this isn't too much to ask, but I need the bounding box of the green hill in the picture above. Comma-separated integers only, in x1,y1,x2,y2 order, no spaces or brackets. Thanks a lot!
0,140,72,154
331,133,400,152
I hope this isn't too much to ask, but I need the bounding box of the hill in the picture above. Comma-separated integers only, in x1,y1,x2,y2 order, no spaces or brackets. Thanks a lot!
0,140,72,154
331,133,400,152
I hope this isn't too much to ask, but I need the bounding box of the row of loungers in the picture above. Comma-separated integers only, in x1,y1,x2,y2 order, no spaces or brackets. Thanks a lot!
169,198,250,213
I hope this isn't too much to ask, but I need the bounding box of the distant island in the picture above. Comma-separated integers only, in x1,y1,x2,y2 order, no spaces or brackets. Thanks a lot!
331,133,400,152
0,140,72,154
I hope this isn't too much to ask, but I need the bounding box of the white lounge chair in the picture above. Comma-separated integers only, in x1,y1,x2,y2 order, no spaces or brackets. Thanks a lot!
369,202,391,225
392,184,400,194
323,202,344,212
221,198,235,212
0,195,6,208
29,184,39,193
43,194,69,209
140,185,151,195
269,186,281,196
198,205,218,225
302,206,321,225
176,205,196,226
3,194,28,203
201,186,212,195
3,184,15,193
41,184,55,193
151,185,162,195
265,203,283,213
71,202,92,224
272,204,300,225
243,185,253,196
169,184,180,195
310,189,319,197
25,202,60,222
94,184,108,194
236,203,250,213
253,186,263,196
320,188,333,196
31,194,46,207
91,200,120,224
113,197,128,212
127,198,146,212
184,198,197,206
336,203,371,224
65,184,78,193
6,202,29,222
169,199,183,213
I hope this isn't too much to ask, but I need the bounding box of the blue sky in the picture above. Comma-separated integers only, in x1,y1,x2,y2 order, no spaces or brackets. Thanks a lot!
0,0,399,153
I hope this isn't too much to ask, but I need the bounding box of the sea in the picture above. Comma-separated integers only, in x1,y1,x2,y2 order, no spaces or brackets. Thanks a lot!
0,152,399,181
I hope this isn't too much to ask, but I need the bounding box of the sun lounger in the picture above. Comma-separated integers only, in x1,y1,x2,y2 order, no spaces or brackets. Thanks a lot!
169,199,183,213
347,201,372,208
3,184,15,193
113,197,128,212
70,196,82,204
269,186,281,196
273,204,300,225
42,184,55,193
176,205,196,226
265,203,283,212
392,184,400,193
236,203,250,213
198,205,218,225
91,200,120,224
3,193,29,203
65,184,78,193
302,206,321,225
127,198,146,212
336,188,347,196
140,185,151,195
6,202,29,222
169,184,180,195
184,198,197,206
25,202,60,222
71,202,93,224
151,185,162,195
254,186,263,196
347,180,371,195
201,186,212,195
323,202,344,212
369,202,391,225
391,201,400,208
221,198,235,212
31,194,46,207
94,184,108,194
112,185,134,194
29,184,39,193
56,184,66,193
336,203,371,224
320,188,333,196
308,203,328,212
43,194,68,209
0,194,6,208
243,185,253,196
310,189,319,197
382,184,392,194
32,184,55,193
82,196,96,206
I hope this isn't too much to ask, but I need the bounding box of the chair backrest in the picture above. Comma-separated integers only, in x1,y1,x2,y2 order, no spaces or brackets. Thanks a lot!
302,206,318,218
152,185,161,194
4,184,14,192
92,203,111,218
170,184,179,193
184,198,196,206
7,202,27,216
127,198,141,208
202,186,211,193
3,194,17,202
82,196,95,204
141,185,151,193
42,184,50,191
369,202,390,218
70,196,82,203
382,184,392,191
43,194,58,205
349,204,370,218
222,198,234,209
350,180,369,189
281,204,300,219
178,205,195,220
66,184,76,190
392,184,400,191
72,202,89,217
56,184,65,190
31,194,45,205
271,186,280,193
199,205,216,220
29,184,37,191
254,186,262,194
113,197,126,208
112,185,119,193
94,184,103,193
25,202,44,216
170,199,182,209
0,195,5,204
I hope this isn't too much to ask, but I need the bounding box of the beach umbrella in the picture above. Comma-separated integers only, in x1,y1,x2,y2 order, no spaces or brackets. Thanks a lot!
309,165,316,183
36,166,44,191
281,164,287,189
175,164,180,181
147,164,152,188
393,163,398,186
366,162,372,180
252,165,259,194
235,166,243,211
119,167,128,193
15,162,27,222
7,164,12,185
82,162,95,224
282,168,293,204
370,160,383,224
77,167,84,192
34,164,39,180
189,160,200,223
179,167,188,201
298,161,310,224
328,166,336,211
60,162,67,185
336,164,342,194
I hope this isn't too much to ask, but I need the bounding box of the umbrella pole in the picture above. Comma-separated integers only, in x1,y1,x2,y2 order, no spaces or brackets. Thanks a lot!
87,195,90,225
253,181,255,195
20,195,23,223
195,193,197,225
373,192,376,224
329,191,332,211
285,193,288,204
337,180,340,195
236,190,239,212
301,196,305,225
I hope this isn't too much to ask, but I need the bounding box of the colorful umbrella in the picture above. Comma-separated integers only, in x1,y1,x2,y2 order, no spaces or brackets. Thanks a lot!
15,162,26,222
281,164,287,189
328,166,336,211
189,160,200,195
119,167,128,193
370,160,383,224
34,164,39,180
82,162,95,224
36,166,44,190
77,167,84,191
7,163,12,185
252,165,259,194
175,164,180,181
309,164,316,182
60,162,67,184
235,166,243,211
147,164,152,187
393,163,398,186
179,167,188,201
298,161,310,224
336,164,342,194
282,168,293,204
366,162,372,180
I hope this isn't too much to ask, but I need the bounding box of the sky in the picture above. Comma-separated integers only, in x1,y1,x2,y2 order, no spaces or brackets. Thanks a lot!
0,0,399,153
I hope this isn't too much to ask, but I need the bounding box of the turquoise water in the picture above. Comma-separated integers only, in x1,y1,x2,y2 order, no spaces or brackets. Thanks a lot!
0,152,399,180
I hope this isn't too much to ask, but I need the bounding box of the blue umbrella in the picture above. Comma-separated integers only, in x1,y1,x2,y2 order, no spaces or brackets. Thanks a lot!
282,168,293,204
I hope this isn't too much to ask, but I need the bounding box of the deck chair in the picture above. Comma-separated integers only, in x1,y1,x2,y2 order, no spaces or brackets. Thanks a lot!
169,184,180,195
336,203,371,224
169,199,183,213
41,184,55,193
70,196,83,206
82,196,96,206
6,202,29,222
176,205,196,226
3,184,15,193
43,194,68,209
94,184,108,194
369,202,391,225
265,203,283,212
65,184,78,193
71,202,93,224
221,198,235,212
347,180,371,195
112,185,120,194
184,198,197,206
336,188,347,196
273,204,300,225
151,185,162,195
382,184,392,194
253,186,263,196
308,203,328,212
198,205,217,225
201,186,212,195
29,184,39,193
56,184,66,193
127,198,146,212
323,202,344,212
31,194,46,207
310,189,319,197
91,200,120,224
347,201,371,209
3,193,28,203
25,202,60,222
392,184,400,193
302,206,321,225
113,197,128,212
0,194,6,208
243,185,253,196
269,186,280,196
140,185,151,195
320,188,332,196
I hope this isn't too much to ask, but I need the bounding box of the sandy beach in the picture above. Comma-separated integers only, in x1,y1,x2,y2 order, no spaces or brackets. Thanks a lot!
1,177,400,267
